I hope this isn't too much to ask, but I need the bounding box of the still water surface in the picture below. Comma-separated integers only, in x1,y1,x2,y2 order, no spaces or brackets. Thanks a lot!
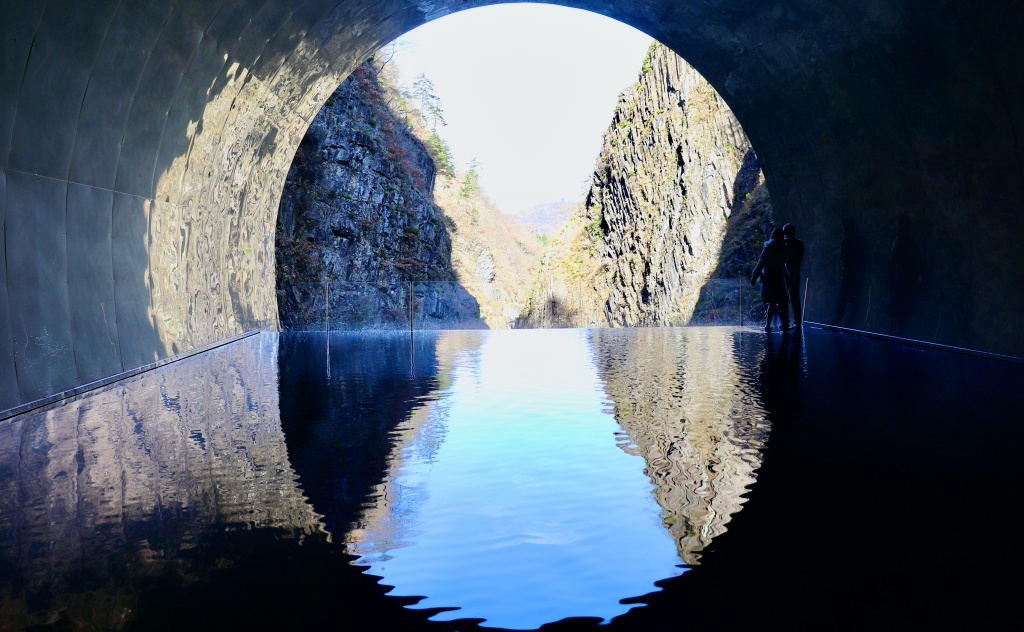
343,329,752,627
0,328,771,629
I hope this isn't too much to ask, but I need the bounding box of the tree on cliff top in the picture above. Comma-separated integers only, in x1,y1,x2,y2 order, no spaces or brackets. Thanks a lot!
412,73,447,131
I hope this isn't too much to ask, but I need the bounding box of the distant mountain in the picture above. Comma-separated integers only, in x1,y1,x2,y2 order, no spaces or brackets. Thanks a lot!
512,201,576,235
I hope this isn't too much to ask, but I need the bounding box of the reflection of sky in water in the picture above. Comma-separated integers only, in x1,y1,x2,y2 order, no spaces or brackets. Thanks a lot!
346,330,684,629
0,328,771,629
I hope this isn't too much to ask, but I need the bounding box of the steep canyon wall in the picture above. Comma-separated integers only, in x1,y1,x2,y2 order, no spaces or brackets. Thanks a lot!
275,62,481,330
517,43,771,328
275,61,540,330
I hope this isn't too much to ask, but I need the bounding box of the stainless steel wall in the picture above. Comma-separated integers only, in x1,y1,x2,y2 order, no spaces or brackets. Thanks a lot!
2,0,1023,412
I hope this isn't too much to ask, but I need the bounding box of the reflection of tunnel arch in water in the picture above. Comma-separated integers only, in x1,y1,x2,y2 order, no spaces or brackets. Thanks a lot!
2,1,1024,413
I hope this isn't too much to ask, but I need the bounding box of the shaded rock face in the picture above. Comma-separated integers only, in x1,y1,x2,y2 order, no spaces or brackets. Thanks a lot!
517,43,768,328
275,63,480,330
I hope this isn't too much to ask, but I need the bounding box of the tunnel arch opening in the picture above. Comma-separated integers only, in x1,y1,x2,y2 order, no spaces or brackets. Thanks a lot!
2,1,1023,414
272,3,769,331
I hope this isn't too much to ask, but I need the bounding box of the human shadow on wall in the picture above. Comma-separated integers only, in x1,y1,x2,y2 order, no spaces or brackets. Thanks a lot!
831,217,869,328
885,214,924,336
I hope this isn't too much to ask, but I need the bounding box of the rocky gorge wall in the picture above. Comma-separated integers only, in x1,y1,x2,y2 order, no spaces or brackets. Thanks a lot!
275,62,481,330
517,43,771,328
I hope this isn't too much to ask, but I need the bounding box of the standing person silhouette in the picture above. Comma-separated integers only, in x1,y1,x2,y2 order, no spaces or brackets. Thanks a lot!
751,227,792,332
783,223,804,326
832,217,868,327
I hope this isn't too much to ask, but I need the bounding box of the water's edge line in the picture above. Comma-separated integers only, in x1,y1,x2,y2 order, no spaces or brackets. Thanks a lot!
803,321,1024,364
1,330,264,422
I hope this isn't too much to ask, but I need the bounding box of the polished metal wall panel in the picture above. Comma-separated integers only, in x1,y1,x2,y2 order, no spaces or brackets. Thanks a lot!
7,0,120,180
173,0,227,30
0,170,18,409
230,1,310,72
166,58,249,215
147,198,187,354
113,9,203,199
249,0,338,86
207,0,272,53
111,193,165,372
69,0,174,190
0,3,46,171
4,171,76,402
66,183,122,384
268,0,402,122
154,33,229,205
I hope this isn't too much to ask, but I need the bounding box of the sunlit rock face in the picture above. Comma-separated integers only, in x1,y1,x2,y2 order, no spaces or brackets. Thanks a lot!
0,334,322,627
517,43,763,328
590,328,770,564
596,44,760,326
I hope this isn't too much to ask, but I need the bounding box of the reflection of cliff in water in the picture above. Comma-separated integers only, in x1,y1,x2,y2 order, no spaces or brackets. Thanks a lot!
590,327,770,565
343,331,478,563
277,331,444,538
0,334,322,627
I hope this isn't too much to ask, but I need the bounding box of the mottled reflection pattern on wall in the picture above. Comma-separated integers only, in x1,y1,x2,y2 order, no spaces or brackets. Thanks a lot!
590,328,773,564
0,334,323,628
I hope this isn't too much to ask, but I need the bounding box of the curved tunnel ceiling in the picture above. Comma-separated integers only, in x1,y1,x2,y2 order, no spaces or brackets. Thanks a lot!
1,0,1022,412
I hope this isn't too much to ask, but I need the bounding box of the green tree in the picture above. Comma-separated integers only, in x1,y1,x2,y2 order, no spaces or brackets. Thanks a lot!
461,158,481,197
412,73,446,131
426,132,455,176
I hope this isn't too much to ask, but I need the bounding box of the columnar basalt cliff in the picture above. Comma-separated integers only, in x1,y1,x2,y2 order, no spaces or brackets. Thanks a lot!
517,43,771,328
275,62,481,330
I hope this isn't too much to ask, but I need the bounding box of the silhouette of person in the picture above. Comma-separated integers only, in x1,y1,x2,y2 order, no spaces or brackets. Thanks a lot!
751,227,792,332
832,217,868,327
886,214,923,336
783,223,804,325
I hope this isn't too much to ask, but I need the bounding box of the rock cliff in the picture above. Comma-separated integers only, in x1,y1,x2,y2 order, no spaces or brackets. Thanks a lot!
275,62,481,330
516,43,772,328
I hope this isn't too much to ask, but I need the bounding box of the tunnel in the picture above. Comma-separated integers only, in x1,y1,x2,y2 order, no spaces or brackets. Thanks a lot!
1,0,1023,413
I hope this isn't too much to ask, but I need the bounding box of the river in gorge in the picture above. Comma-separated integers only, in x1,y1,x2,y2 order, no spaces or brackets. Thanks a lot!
1,326,1020,629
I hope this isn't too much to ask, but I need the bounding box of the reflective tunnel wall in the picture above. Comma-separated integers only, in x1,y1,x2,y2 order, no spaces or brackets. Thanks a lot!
2,1,1023,411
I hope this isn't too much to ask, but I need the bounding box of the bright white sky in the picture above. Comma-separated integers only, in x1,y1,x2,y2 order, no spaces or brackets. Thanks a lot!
389,3,653,216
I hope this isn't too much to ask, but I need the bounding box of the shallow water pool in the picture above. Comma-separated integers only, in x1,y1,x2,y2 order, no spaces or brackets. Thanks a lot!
1,326,1020,629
